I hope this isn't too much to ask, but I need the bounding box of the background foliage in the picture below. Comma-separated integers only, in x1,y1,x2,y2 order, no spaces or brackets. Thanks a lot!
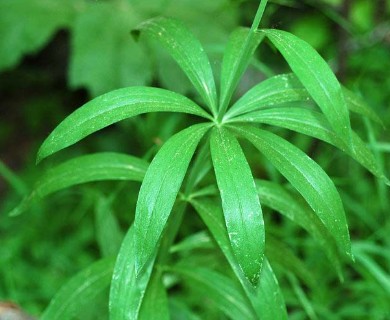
0,0,389,319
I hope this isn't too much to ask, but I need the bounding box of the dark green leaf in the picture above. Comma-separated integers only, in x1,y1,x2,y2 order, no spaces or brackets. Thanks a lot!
232,107,386,180
37,87,211,162
10,152,148,216
262,29,352,146
233,125,352,259
219,28,264,113
134,124,210,275
210,127,264,284
138,271,170,320
190,199,287,320
266,236,315,287
41,258,115,320
110,226,155,320
169,265,256,319
256,179,344,278
134,17,218,115
95,194,124,257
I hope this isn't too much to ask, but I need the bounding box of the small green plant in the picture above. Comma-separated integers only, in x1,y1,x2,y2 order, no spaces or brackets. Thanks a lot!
10,0,388,318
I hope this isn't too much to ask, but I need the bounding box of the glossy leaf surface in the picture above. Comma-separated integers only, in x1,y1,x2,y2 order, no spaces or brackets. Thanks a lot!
219,28,264,112
10,152,148,216
233,125,352,258
226,73,308,119
233,107,386,180
41,258,115,320
210,127,264,284
262,29,352,146
110,227,154,320
37,87,211,161
134,17,217,114
134,124,210,275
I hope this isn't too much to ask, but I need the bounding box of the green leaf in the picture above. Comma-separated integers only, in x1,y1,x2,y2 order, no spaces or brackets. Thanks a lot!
37,87,211,162
41,258,115,320
138,271,170,320
95,194,124,258
69,2,151,96
233,125,352,259
225,73,308,120
266,236,315,287
256,179,344,278
110,226,155,320
10,152,148,216
225,72,382,125
190,199,287,320
169,266,256,319
210,127,264,285
232,107,386,180
0,0,73,71
134,124,210,275
262,29,352,146
134,17,218,115
219,28,264,113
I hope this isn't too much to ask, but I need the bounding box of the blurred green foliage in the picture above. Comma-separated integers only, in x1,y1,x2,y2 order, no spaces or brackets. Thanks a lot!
1,0,389,318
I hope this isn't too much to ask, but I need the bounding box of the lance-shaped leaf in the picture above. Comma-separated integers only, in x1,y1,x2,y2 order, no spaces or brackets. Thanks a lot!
110,226,155,320
231,108,387,181
190,198,287,320
134,124,210,275
10,152,148,216
133,17,218,115
219,28,264,113
232,125,352,259
256,179,344,278
225,73,309,119
226,73,382,124
262,29,352,147
210,127,264,285
37,87,211,162
169,265,256,319
41,258,115,320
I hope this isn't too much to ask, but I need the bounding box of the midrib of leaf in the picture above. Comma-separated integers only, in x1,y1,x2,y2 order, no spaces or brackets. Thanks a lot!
217,129,249,245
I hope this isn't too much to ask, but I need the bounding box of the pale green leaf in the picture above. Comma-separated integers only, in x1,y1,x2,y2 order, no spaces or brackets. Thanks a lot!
37,87,211,162
0,0,73,71
169,265,256,319
219,28,264,112
69,2,151,96
41,258,115,320
210,127,264,285
134,17,218,115
232,107,386,180
134,124,210,275
256,179,344,278
190,199,287,320
10,152,148,216
109,226,155,320
233,125,352,258
262,29,352,146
